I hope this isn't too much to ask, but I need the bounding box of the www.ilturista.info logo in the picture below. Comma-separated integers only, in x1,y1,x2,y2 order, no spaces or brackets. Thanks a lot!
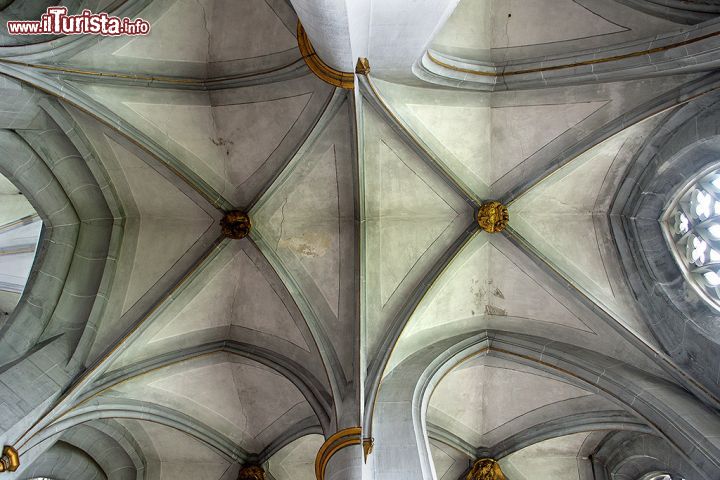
7,7,150,36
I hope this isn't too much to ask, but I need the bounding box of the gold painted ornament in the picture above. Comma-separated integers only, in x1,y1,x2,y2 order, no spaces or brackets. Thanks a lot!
221,211,251,239
297,21,355,89
356,57,371,75
362,437,374,462
0,446,19,473
477,201,509,233
466,458,506,480
237,464,265,480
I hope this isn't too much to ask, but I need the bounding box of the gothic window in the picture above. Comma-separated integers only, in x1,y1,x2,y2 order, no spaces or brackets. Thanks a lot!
0,172,42,318
665,168,720,310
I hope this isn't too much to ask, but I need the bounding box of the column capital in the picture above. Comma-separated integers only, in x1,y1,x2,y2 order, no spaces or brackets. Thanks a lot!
297,22,355,90
314,427,362,479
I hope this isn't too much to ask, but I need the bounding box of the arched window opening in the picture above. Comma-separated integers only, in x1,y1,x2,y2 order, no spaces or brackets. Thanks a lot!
642,474,686,480
664,167,720,311
0,172,42,320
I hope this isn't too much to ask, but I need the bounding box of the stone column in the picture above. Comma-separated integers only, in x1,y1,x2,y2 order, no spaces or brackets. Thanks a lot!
323,443,363,480
315,427,363,480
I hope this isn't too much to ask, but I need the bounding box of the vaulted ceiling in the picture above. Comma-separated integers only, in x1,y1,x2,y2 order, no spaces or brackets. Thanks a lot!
0,1,719,480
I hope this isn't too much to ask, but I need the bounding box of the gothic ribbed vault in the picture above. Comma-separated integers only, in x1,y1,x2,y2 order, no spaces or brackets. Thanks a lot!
0,1,719,480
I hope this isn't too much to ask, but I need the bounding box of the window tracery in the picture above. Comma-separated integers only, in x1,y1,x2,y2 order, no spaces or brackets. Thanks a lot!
665,169,720,310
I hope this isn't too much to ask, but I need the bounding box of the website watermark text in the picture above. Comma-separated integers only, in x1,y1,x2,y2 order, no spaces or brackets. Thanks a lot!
7,7,150,36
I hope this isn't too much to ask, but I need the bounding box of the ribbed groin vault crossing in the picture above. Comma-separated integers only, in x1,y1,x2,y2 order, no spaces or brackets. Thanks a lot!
0,1,720,479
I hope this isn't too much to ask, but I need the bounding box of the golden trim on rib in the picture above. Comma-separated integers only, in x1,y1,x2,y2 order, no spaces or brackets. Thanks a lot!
297,21,355,89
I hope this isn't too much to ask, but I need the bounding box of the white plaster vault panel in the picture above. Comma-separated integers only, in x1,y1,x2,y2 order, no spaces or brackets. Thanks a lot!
386,232,600,374
253,135,344,319
69,79,318,206
373,76,698,199
510,114,668,339
431,0,682,61
499,432,594,480
373,79,608,199
102,136,214,314
66,109,214,358
251,92,357,378
65,0,297,76
151,245,307,349
266,434,323,480
405,237,593,335
105,354,315,452
108,239,311,372
427,356,597,447
118,419,237,480
430,440,473,480
361,101,473,357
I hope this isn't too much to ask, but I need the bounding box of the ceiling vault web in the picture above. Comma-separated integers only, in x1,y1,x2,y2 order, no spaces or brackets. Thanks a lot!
1,1,720,479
